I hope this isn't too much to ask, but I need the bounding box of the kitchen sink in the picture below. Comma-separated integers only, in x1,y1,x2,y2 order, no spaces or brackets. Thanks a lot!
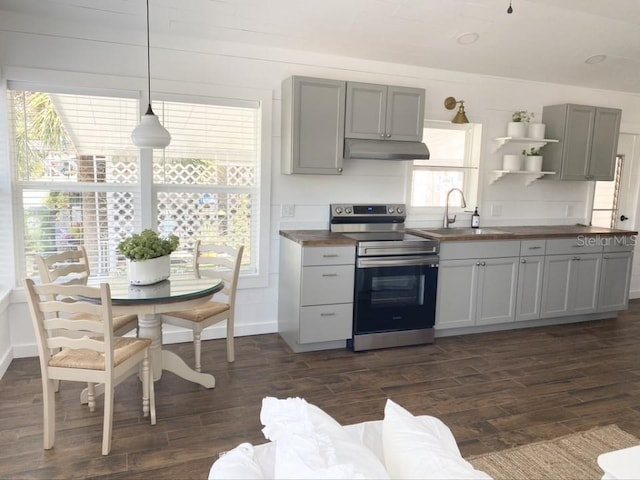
412,227,512,237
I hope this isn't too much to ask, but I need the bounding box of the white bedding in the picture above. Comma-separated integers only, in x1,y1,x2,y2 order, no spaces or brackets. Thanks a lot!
208,397,491,480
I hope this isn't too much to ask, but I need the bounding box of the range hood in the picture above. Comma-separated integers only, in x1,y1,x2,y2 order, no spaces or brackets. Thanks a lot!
344,139,430,161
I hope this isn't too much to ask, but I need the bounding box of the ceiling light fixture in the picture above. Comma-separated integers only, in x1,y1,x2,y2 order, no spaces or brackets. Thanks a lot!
585,54,607,65
444,96,469,124
507,0,513,14
456,32,480,45
131,0,171,149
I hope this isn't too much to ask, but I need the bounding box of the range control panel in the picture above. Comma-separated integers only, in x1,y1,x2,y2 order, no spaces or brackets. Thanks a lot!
330,203,405,218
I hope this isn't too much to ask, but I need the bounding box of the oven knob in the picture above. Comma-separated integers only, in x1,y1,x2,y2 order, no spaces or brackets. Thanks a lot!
335,207,343,214
396,206,404,214
388,207,395,214
345,207,352,214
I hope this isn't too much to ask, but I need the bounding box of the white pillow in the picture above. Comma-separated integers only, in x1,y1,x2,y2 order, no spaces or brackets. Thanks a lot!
382,399,492,480
260,397,389,479
208,442,264,480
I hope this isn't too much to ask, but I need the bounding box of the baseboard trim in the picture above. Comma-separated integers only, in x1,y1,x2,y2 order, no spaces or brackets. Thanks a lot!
0,347,12,380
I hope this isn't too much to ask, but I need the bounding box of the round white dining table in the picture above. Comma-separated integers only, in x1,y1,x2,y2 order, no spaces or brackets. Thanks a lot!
89,275,223,388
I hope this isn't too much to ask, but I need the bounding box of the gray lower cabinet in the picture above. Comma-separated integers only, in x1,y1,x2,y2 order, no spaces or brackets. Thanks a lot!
345,82,425,141
281,76,346,175
278,237,355,352
599,250,633,312
436,241,519,329
542,104,622,180
540,241,603,318
516,255,545,322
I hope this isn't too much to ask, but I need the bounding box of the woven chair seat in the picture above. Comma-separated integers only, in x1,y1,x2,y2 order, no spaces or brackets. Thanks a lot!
167,302,229,323
49,337,151,369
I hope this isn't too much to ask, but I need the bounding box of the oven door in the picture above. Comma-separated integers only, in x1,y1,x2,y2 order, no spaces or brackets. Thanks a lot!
353,255,438,335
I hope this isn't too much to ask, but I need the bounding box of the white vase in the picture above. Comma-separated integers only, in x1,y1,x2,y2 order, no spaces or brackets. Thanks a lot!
507,122,527,138
524,155,543,172
127,255,171,285
503,154,523,171
528,123,546,139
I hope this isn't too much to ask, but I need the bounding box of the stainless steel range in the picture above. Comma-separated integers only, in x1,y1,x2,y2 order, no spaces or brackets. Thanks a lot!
330,204,439,351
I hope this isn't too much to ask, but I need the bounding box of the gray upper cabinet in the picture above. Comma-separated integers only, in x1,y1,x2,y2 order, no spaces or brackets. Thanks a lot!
541,104,622,180
281,76,346,175
345,82,425,141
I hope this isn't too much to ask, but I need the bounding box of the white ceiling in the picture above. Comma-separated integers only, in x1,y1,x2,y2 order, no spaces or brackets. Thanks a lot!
2,0,640,93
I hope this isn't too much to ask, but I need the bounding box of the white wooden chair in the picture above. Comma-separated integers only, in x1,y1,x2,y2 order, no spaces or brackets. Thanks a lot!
35,246,138,336
162,242,244,371
24,278,156,455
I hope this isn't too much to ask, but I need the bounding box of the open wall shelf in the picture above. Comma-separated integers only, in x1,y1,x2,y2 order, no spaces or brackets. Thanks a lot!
489,170,556,186
494,137,559,148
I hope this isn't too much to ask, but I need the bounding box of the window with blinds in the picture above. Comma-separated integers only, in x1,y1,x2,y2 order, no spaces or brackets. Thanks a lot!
8,89,140,280
410,122,479,209
8,88,262,281
152,100,259,273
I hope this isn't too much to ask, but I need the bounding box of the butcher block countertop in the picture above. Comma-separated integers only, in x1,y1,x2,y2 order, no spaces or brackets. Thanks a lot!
280,225,637,246
279,230,357,247
407,225,638,242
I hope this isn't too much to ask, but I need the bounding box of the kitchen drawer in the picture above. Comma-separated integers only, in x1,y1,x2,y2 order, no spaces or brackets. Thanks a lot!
520,239,546,256
299,303,352,344
302,246,355,266
439,240,520,260
301,265,355,305
603,236,635,252
545,237,602,255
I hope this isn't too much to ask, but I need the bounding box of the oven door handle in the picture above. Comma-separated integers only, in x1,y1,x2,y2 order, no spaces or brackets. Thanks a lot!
356,255,439,268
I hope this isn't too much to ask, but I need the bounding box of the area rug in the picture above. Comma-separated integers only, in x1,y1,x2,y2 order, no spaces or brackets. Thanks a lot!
467,425,639,480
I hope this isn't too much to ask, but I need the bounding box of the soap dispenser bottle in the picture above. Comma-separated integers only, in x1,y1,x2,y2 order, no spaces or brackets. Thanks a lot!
471,207,480,228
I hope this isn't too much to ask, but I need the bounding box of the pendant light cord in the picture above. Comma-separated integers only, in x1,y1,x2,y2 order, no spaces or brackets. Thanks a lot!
145,0,153,114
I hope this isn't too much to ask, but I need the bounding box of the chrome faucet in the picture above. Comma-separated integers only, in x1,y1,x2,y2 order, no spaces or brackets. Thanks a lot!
444,188,467,228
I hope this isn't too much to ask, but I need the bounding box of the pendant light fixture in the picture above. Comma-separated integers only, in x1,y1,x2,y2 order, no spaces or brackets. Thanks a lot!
131,0,171,149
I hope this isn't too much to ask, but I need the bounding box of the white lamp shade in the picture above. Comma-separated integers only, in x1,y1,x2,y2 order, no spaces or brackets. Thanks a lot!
131,112,171,149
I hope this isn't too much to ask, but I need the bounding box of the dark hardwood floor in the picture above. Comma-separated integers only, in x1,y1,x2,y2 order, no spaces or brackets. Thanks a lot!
2,302,640,479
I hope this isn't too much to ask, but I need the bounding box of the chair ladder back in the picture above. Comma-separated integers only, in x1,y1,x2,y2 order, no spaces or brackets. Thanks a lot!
36,246,90,284
25,280,116,368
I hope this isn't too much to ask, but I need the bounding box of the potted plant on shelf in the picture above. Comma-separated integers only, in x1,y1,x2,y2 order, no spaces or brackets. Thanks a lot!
118,229,180,285
522,147,543,172
507,110,533,138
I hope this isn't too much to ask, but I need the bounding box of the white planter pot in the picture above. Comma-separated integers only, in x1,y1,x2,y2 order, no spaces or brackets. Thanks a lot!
507,122,528,138
528,123,546,139
524,155,543,172
503,154,523,171
127,255,171,285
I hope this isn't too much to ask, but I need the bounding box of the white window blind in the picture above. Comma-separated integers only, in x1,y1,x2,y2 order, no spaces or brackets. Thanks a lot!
8,89,140,280
152,100,259,273
410,123,479,209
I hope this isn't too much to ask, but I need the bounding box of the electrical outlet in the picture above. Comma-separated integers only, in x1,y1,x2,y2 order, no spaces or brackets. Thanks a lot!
281,204,295,217
565,205,573,217
491,204,502,217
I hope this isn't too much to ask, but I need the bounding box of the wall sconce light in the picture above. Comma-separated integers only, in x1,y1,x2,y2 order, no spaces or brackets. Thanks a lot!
444,96,469,124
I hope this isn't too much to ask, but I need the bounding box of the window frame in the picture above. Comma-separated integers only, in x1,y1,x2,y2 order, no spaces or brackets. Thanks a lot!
407,120,481,217
3,68,272,289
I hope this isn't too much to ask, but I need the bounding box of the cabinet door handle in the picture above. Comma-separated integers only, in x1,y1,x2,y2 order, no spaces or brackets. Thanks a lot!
320,312,336,317
528,246,542,250
322,273,338,277
379,133,386,138
481,261,486,266
521,259,527,263
322,254,339,258
603,255,609,259
476,261,481,266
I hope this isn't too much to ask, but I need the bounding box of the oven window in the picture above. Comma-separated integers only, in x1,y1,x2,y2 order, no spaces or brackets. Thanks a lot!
371,275,425,307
